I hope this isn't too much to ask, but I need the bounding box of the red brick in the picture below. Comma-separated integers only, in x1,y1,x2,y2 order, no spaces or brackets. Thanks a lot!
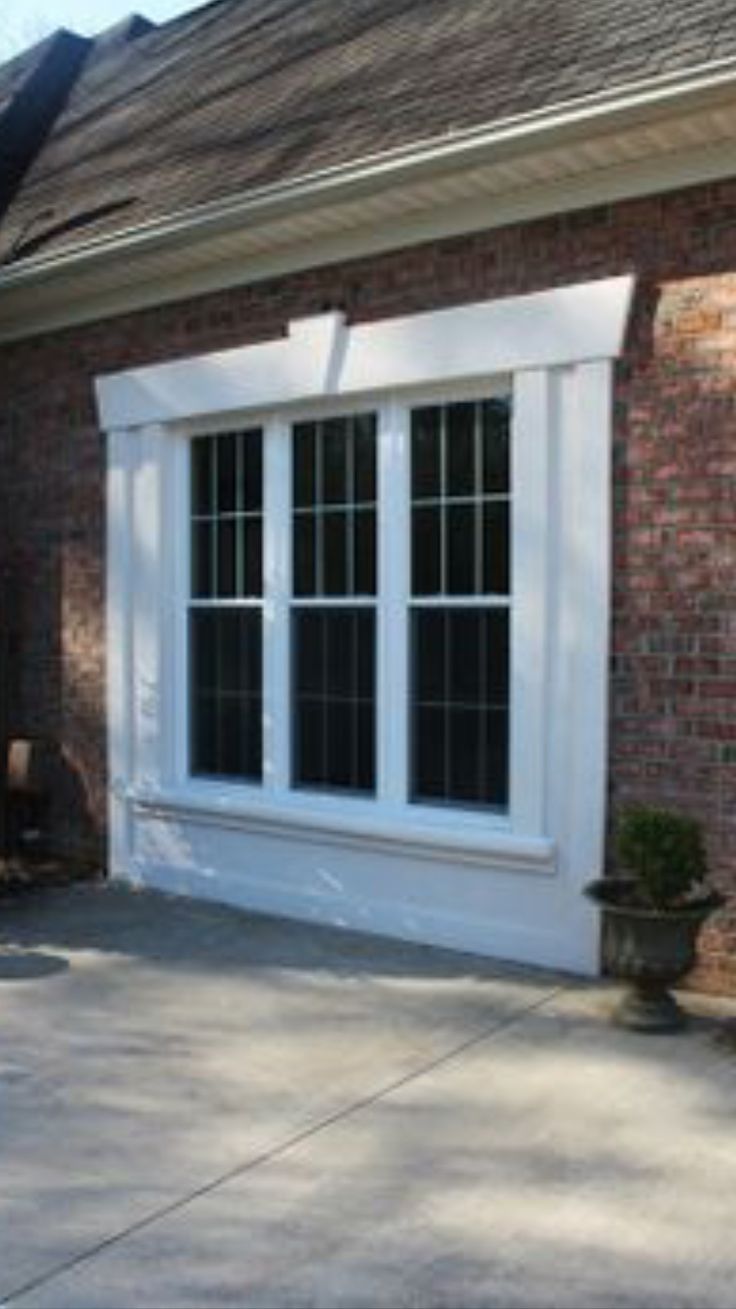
1,176,735,990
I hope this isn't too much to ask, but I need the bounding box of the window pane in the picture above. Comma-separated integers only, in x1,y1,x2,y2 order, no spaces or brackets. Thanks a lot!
294,514,317,597
292,415,376,598
483,501,510,595
190,431,263,600
190,609,262,780
446,503,475,595
322,419,348,504
297,701,324,784
356,704,375,791
412,407,441,500
192,696,217,775
354,414,377,503
446,403,476,498
293,608,375,793
414,609,446,703
191,437,214,515
449,610,482,704
354,509,376,595
411,399,510,601
323,512,348,595
412,506,441,594
217,519,236,597
485,610,509,704
326,702,353,789
411,607,509,809
217,433,238,513
327,609,352,698
414,706,446,800
356,609,374,699
482,399,511,494
294,423,317,508
191,609,217,691
448,707,482,803
191,520,214,598
242,430,263,512
243,519,263,598
295,610,323,694
484,708,509,807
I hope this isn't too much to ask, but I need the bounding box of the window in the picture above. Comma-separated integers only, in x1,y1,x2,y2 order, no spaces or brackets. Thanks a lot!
186,397,510,812
189,429,263,779
291,414,377,793
410,400,510,808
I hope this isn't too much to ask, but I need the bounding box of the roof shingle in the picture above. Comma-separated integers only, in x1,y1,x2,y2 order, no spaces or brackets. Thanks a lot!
2,0,736,263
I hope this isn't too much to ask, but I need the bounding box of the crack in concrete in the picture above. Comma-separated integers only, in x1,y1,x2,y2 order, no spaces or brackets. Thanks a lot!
2,985,564,1305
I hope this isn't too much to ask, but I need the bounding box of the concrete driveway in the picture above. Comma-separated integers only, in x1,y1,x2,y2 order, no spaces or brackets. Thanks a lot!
0,883,734,1309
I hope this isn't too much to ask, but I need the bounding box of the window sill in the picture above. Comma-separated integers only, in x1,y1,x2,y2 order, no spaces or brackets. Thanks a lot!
127,783,557,875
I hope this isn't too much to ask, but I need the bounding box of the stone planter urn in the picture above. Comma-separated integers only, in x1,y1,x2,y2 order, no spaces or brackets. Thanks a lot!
585,807,722,1033
585,878,722,1031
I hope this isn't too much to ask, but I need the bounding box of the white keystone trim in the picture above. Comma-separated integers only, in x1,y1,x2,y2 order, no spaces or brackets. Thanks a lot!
95,277,634,430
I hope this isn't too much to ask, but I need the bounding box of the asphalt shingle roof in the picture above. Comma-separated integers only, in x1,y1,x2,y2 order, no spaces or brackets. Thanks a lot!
2,0,736,264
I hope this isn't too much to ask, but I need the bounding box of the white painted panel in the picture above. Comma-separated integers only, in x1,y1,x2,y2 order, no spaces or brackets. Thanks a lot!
127,809,594,973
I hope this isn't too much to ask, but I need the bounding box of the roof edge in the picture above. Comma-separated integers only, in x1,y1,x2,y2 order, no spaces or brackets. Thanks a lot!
2,55,736,337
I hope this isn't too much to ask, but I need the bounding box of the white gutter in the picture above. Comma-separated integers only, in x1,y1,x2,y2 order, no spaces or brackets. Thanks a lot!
3,54,736,289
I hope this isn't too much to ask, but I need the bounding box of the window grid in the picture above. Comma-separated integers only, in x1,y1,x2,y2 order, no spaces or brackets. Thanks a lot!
185,397,512,815
291,414,378,795
189,430,264,781
293,413,377,599
411,398,511,811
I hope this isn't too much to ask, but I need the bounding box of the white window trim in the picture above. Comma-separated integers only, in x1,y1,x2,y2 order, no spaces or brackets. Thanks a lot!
99,275,633,974
177,384,516,836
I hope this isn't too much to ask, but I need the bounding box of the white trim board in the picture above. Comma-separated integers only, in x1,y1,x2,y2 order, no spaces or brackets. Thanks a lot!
96,278,634,430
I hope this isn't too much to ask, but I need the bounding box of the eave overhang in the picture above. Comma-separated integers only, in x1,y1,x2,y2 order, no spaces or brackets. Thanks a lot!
2,58,736,342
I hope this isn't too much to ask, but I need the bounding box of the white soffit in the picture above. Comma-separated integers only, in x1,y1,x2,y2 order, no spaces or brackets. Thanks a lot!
95,276,635,429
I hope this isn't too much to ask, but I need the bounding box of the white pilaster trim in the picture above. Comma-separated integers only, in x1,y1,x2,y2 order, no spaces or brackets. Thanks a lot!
263,417,291,792
509,368,551,836
564,360,615,889
131,424,167,792
106,427,134,877
378,399,410,807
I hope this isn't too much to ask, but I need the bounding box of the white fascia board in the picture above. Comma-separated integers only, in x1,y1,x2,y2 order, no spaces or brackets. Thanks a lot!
96,276,634,430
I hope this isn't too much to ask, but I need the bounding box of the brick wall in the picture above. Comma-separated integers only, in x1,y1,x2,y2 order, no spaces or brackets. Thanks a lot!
0,178,734,991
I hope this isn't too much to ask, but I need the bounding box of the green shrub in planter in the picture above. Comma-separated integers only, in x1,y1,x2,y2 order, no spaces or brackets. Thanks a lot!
616,806,707,910
586,806,721,1031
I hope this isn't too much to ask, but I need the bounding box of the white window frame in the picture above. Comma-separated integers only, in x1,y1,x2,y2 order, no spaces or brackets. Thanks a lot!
98,276,634,973
176,381,515,829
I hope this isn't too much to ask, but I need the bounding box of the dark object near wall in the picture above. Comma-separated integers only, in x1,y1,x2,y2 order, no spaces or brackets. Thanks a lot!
4,738,56,857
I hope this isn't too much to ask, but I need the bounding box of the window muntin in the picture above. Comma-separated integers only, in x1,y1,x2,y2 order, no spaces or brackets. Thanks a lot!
189,430,263,780
412,608,509,807
291,414,377,794
410,399,511,809
293,413,377,597
293,608,375,792
411,399,510,597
